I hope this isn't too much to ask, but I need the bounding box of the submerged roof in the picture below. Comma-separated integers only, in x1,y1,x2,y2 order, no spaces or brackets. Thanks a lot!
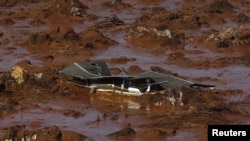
132,71,193,89
60,60,215,92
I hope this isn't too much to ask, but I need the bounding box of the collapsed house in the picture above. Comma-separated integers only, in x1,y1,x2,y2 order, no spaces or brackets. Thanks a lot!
60,60,215,105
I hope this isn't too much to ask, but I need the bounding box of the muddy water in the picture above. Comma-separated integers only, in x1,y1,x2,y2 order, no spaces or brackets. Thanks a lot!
93,31,166,68
0,20,46,71
0,2,48,69
0,96,151,140
0,96,200,141
0,98,121,139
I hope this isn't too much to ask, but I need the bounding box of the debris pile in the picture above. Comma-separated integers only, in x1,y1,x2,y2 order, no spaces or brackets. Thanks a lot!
207,26,250,47
125,25,172,40
2,125,68,141
46,0,88,17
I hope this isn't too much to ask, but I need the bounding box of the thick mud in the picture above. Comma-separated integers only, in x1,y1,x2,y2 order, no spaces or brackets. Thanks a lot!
0,0,250,141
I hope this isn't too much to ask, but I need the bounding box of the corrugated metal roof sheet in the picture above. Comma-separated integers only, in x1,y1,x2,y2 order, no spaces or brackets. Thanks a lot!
60,60,195,89
132,71,193,89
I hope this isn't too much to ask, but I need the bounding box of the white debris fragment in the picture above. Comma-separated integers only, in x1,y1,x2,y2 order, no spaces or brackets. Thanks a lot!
34,73,43,79
169,96,176,106
32,133,37,140
166,88,184,106
153,28,172,38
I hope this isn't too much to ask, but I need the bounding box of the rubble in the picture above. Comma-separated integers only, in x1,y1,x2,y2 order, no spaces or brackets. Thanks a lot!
3,125,62,141
125,25,172,40
207,26,250,47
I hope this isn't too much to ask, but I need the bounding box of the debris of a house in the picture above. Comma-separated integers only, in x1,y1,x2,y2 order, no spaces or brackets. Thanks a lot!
125,25,172,40
60,60,215,105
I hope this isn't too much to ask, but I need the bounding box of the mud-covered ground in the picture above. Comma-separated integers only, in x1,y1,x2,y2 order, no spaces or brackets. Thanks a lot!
0,0,250,141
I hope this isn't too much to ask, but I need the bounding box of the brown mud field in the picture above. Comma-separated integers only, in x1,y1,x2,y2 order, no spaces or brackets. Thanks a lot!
0,0,250,141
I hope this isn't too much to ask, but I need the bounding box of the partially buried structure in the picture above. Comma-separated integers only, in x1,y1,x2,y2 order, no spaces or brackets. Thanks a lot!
59,60,215,98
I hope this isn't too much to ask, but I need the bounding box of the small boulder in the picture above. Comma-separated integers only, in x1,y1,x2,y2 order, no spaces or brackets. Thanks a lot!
10,66,28,85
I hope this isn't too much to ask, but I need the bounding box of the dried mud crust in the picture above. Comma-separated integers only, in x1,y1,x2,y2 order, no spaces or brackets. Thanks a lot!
0,0,250,141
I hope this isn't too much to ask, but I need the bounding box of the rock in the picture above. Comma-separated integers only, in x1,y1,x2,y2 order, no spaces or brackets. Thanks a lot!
35,125,62,141
127,65,144,74
48,125,62,139
10,66,28,85
107,56,129,64
125,25,170,40
61,130,87,141
107,126,136,137
78,29,117,49
70,6,85,17
109,67,122,75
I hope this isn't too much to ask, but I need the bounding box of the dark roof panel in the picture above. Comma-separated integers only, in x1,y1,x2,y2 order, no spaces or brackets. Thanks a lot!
60,60,111,77
133,71,193,89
